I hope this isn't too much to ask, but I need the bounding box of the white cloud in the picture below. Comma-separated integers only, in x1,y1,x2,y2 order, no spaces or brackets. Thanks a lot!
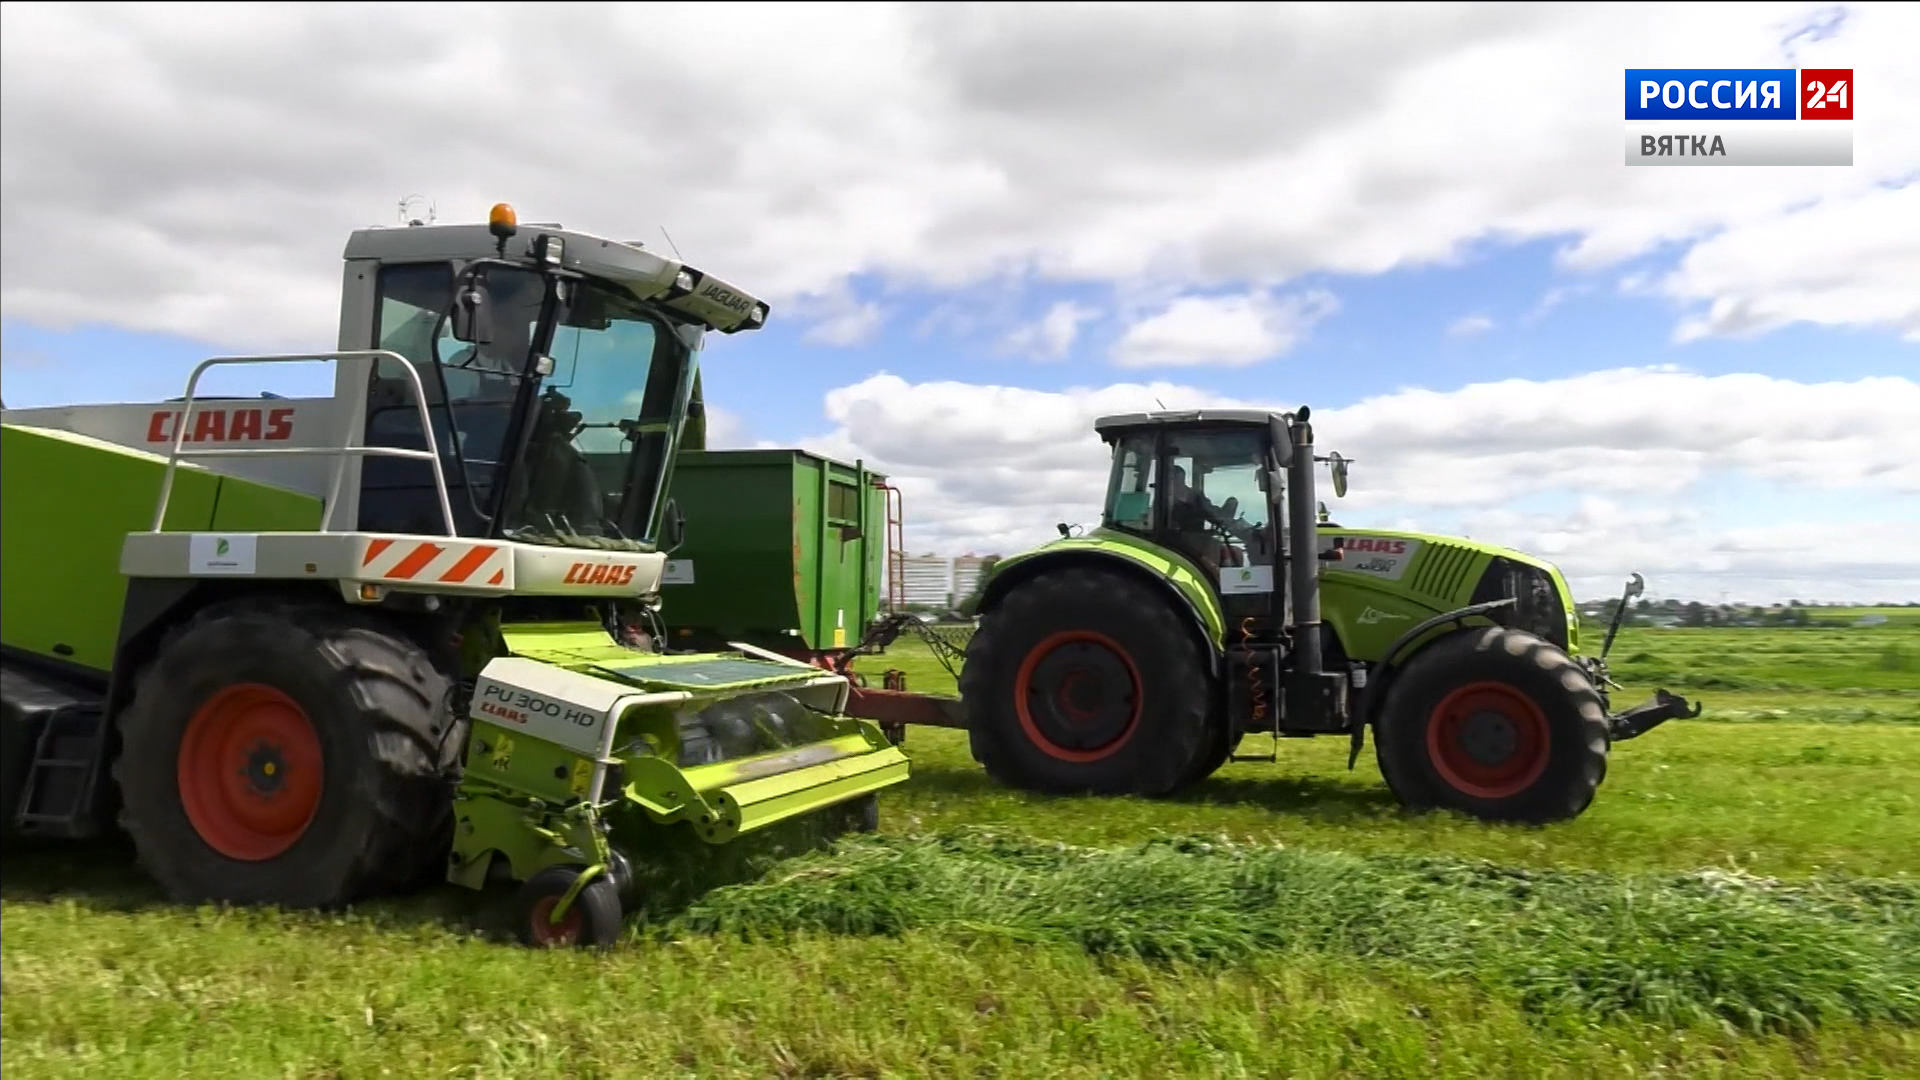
800,299,886,347
1110,289,1338,367
1447,314,1495,338
2,4,1916,349
1000,300,1099,360
797,369,1920,602
700,404,753,449
1662,182,1920,342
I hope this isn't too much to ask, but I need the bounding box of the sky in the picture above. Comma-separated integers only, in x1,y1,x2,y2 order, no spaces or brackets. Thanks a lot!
2,1,1916,604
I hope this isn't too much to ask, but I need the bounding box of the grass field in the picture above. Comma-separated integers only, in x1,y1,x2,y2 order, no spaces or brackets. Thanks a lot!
4,625,1917,1078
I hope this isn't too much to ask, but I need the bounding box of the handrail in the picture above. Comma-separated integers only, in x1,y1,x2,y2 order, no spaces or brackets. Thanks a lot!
149,349,457,537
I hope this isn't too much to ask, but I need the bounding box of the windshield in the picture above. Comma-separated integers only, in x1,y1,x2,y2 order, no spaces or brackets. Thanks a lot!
363,263,695,550
499,281,694,550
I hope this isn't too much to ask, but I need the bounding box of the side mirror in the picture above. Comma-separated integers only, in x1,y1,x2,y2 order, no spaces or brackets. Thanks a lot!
1328,451,1350,499
1221,496,1239,518
451,279,494,345
1623,572,1646,601
661,498,687,554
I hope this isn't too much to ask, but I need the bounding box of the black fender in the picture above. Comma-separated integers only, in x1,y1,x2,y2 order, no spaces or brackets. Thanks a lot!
978,549,1224,678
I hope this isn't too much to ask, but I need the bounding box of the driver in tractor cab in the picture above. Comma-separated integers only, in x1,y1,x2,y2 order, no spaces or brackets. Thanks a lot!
1164,464,1235,576
509,387,611,542
1165,451,1271,579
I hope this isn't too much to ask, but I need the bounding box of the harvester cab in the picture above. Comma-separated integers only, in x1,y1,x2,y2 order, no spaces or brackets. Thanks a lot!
957,405,1700,825
0,204,909,947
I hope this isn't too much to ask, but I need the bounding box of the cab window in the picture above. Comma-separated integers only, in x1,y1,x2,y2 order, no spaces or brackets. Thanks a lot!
1103,433,1156,533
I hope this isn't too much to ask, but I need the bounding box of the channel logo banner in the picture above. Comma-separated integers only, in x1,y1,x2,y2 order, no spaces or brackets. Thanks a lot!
1625,69,1796,120
1622,66,1853,166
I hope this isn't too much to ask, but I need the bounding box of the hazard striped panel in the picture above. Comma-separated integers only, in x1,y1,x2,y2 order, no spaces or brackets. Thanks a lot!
359,538,513,588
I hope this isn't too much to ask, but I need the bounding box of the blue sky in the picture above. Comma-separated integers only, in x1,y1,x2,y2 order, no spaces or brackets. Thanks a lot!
2,2,1915,601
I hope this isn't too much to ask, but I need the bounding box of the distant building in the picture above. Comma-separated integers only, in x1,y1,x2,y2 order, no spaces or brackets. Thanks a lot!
896,554,953,609
952,555,992,604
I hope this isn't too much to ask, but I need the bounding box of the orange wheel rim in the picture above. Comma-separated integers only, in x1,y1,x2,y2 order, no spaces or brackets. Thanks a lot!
1013,630,1143,763
177,683,323,861
529,895,583,947
1425,680,1551,800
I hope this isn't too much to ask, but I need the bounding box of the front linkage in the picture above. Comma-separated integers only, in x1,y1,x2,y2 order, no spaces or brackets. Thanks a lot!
1581,572,1704,743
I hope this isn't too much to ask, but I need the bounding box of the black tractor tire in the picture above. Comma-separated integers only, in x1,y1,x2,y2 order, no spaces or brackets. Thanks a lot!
113,596,463,908
515,865,623,949
1374,626,1609,824
1178,724,1240,790
961,565,1215,797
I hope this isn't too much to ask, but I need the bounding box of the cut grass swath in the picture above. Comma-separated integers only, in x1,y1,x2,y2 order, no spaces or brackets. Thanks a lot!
666,828,1920,1035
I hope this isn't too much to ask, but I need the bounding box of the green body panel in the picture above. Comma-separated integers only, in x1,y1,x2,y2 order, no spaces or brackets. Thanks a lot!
0,424,322,674
657,449,888,652
1318,528,1583,660
989,524,1582,663
447,619,910,888
988,527,1229,645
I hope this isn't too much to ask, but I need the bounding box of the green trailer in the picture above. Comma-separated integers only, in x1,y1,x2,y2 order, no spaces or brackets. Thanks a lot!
655,449,894,657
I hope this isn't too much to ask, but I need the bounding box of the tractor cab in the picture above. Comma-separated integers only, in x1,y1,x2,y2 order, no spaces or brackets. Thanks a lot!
1094,408,1349,634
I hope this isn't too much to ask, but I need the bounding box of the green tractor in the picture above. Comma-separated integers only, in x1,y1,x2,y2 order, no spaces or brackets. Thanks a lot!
0,204,909,947
960,408,1697,823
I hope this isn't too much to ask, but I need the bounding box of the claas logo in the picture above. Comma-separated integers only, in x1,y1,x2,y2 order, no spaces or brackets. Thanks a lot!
1341,537,1408,555
563,562,638,586
147,406,295,444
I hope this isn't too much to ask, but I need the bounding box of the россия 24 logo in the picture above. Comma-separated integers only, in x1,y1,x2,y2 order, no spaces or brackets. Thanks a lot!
1624,67,1853,120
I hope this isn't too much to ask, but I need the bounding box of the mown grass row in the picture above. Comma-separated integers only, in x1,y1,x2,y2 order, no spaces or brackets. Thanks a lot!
664,828,1920,1036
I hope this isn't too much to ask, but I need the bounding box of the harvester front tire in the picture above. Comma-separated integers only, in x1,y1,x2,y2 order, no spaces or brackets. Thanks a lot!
515,865,623,950
1374,626,1608,824
962,566,1212,797
113,597,461,908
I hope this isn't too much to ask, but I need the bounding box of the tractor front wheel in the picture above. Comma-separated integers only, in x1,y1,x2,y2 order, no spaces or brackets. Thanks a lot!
962,566,1213,796
1374,626,1609,824
114,597,461,908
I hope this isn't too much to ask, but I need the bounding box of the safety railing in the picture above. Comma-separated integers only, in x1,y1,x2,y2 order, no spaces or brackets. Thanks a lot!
150,350,457,537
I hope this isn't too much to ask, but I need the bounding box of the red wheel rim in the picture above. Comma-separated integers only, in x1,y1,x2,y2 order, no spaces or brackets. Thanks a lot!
529,895,583,947
1013,630,1143,763
176,683,324,861
1425,681,1551,800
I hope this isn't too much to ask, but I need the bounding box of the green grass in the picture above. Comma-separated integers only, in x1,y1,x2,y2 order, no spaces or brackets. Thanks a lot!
1815,606,1920,627
4,626,1918,1077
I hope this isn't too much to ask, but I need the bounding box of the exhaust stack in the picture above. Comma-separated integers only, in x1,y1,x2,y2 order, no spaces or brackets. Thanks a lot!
1285,411,1323,676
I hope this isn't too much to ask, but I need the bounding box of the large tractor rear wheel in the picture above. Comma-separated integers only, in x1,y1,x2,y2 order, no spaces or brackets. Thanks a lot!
961,566,1213,796
1178,724,1240,789
1374,626,1608,824
114,597,462,907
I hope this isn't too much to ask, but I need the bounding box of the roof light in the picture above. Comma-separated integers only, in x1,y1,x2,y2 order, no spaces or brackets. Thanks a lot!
488,203,518,240
674,269,695,292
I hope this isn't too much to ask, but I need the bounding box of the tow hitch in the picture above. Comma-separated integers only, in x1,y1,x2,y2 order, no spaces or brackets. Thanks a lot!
1609,688,1701,741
